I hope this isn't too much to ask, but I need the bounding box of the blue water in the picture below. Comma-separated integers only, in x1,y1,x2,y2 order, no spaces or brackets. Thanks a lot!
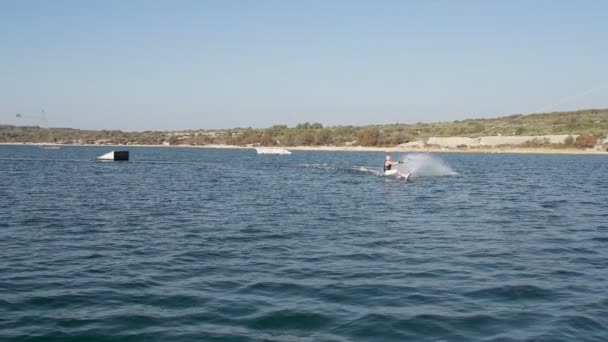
1,146,607,341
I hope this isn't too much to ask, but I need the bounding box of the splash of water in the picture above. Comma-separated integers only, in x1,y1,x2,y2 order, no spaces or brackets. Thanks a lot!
399,154,456,177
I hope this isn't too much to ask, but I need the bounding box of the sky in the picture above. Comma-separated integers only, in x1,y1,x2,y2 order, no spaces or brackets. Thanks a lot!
1,0,607,131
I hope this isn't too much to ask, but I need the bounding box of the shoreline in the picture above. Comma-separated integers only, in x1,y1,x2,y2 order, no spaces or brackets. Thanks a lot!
1,142,607,155
265,145,608,155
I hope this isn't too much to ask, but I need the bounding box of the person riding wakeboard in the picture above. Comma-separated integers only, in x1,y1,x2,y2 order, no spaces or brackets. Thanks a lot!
384,153,409,179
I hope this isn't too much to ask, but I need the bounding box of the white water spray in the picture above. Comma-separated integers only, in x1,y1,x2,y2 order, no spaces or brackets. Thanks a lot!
399,154,456,177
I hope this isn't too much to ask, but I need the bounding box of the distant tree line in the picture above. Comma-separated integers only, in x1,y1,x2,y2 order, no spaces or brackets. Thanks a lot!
1,108,606,148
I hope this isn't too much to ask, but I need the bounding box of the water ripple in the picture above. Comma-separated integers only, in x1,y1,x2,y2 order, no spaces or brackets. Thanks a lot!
1,146,607,341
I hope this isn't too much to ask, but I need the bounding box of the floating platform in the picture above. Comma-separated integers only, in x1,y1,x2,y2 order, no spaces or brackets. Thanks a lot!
40,145,61,150
255,148,292,155
97,150,129,161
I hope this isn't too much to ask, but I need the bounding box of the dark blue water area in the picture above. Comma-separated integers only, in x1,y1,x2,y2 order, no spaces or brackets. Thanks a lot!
1,145,607,341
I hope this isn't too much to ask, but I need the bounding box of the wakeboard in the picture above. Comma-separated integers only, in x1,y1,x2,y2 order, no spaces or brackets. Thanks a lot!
384,170,411,181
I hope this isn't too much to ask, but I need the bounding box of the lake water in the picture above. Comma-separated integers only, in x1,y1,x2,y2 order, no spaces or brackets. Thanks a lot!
1,146,607,341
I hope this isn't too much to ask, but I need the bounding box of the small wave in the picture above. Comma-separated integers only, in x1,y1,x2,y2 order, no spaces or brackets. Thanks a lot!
333,311,559,340
319,283,427,307
238,281,316,298
552,314,607,338
465,284,558,301
333,312,494,340
299,163,384,177
332,313,424,340
352,166,383,176
299,163,337,171
247,309,334,330
550,269,586,277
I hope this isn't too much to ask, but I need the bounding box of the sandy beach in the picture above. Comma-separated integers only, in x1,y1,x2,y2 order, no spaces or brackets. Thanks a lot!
2,142,607,155
281,145,608,155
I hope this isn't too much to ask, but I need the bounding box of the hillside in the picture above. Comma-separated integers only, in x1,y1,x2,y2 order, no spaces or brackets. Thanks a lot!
1,108,607,148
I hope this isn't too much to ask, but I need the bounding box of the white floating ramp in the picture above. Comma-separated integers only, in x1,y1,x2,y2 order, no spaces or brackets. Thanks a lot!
97,150,129,161
40,144,61,150
255,147,292,155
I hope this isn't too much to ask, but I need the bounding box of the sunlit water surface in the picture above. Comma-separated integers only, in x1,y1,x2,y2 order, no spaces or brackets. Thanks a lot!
1,146,607,341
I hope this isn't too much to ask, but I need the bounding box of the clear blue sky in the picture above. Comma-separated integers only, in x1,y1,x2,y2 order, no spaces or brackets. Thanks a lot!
1,0,607,131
